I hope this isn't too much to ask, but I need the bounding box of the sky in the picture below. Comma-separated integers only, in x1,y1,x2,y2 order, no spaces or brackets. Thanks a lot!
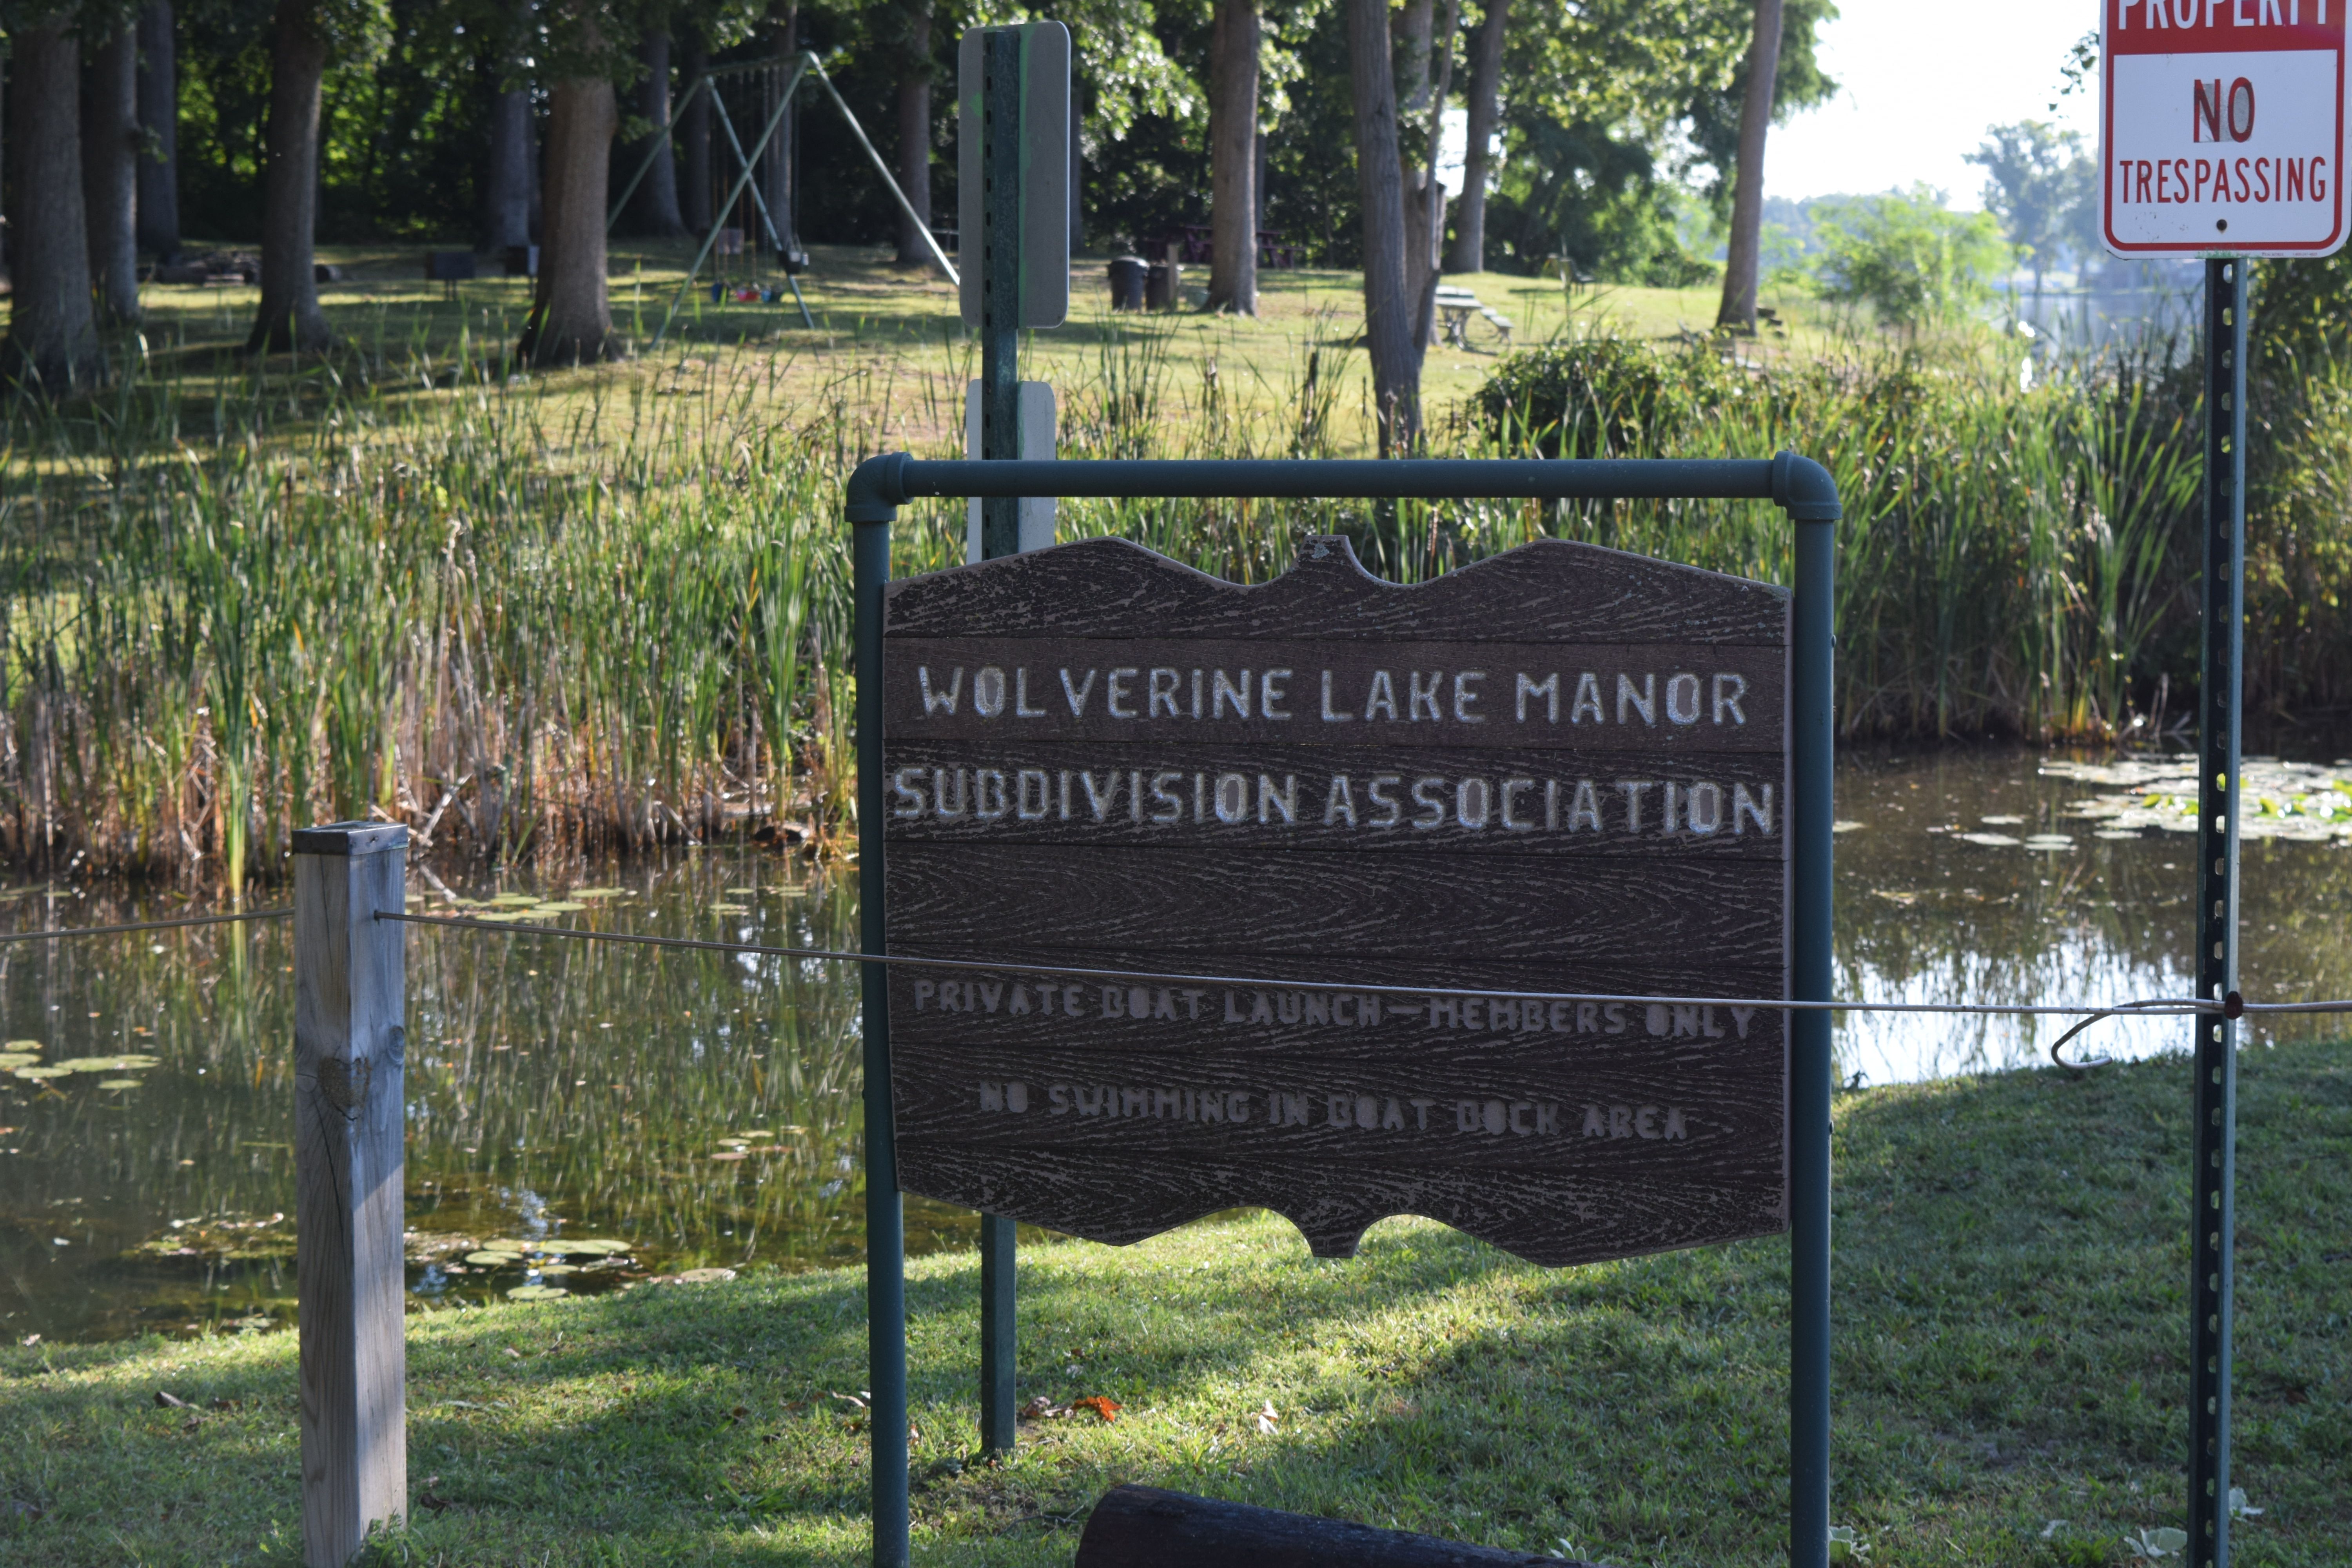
1768,0,2104,209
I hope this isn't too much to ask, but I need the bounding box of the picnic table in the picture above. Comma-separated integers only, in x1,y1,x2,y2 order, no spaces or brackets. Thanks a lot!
1148,225,1303,270
1432,283,1514,348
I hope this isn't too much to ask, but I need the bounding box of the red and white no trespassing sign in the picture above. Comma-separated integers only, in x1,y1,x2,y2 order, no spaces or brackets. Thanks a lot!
2103,0,2349,256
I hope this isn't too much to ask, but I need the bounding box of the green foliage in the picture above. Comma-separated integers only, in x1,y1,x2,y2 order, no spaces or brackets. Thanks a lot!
1465,332,2247,740
1684,0,1842,216
1481,0,1834,279
1809,185,2011,329
1967,120,2098,287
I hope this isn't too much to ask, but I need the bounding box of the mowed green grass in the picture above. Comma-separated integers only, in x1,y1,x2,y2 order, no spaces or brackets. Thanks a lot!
93,241,1841,459
1,1042,2345,1566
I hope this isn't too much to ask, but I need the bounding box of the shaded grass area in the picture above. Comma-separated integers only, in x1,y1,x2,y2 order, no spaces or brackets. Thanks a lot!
1,1042,2345,1566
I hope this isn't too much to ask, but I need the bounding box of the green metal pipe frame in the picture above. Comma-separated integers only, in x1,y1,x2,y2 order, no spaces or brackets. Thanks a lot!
849,452,1841,1568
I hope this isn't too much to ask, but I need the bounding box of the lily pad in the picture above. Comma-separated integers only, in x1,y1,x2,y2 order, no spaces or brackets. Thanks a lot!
506,1284,568,1301
53,1054,161,1073
2021,835,2076,851
531,1263,581,1277
6,1039,43,1051
531,901,587,914
480,1239,542,1253
475,911,539,924
552,1239,632,1256
2094,829,2144,840
570,887,624,899
97,1078,144,1090
1956,832,2022,847
488,893,541,906
0,1054,40,1070
1980,814,2028,825
465,1250,525,1267
710,902,750,915
11,1065,73,1080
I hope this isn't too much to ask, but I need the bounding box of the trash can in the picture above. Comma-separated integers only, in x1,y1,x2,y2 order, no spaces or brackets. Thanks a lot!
1108,255,1147,311
1146,260,1182,310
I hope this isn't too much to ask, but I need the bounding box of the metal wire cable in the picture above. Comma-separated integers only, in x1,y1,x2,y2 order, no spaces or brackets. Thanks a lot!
0,908,292,944
379,909,2285,1023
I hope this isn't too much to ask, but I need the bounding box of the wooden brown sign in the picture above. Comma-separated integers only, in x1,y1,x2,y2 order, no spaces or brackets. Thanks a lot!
882,534,1789,1268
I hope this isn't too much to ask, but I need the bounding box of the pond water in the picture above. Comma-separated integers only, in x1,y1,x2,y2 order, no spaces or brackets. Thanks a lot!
2,747,2347,1343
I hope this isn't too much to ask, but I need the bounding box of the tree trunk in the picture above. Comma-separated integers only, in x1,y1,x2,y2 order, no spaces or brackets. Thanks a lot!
1396,0,1434,112
1345,0,1419,453
1402,0,1457,343
1444,0,1506,275
484,84,533,248
618,27,684,236
83,22,141,323
136,0,181,257
1207,0,1259,313
1715,0,1784,334
526,73,618,363
893,0,932,265
678,27,711,233
2,25,103,389
246,0,331,353
1394,0,1450,315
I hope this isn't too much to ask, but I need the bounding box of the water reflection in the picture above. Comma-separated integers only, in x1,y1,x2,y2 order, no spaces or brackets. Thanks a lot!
2,748,2346,1340
0,852,968,1343
1831,748,2352,1086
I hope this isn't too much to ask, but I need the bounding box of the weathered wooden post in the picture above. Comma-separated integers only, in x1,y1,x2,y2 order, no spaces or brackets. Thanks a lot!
293,822,409,1566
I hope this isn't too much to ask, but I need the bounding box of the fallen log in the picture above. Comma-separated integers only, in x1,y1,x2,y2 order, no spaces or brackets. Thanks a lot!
1073,1485,1599,1567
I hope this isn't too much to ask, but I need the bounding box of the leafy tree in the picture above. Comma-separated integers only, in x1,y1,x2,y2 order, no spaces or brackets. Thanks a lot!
1809,184,2009,330
1481,0,1831,284
1966,119,2094,298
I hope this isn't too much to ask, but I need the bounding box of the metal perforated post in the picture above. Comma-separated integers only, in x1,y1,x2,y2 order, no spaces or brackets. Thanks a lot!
2189,255,2245,1568
979,29,1024,561
973,22,1025,1458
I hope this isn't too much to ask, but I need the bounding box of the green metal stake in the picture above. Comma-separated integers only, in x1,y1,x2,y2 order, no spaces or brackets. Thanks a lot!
2188,254,2246,1568
974,24,1024,1456
854,514,909,1568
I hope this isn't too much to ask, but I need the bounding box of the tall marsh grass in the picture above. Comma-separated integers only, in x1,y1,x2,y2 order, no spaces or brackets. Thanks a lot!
2,316,2346,884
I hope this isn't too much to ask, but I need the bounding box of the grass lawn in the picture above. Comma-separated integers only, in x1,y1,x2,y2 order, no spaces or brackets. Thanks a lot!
2,1043,2343,1567
85,241,1846,459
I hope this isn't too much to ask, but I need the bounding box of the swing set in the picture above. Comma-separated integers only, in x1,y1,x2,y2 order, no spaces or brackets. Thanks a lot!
608,51,958,345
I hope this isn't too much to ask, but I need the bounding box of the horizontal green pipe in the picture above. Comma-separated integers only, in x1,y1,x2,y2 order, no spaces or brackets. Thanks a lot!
844,453,1841,525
